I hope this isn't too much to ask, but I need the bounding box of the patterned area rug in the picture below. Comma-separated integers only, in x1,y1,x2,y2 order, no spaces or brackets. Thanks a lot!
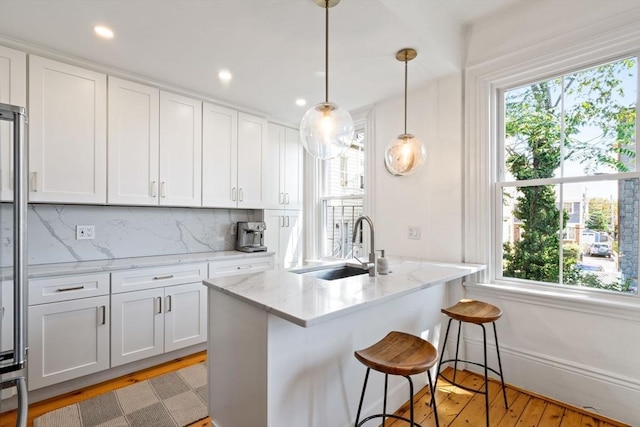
34,363,208,427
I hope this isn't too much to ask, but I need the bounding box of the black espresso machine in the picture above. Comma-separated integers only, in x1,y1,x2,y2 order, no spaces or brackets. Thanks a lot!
235,221,267,252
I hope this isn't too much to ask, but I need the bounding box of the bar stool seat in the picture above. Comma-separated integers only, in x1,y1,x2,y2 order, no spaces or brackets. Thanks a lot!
436,299,508,427
354,331,439,427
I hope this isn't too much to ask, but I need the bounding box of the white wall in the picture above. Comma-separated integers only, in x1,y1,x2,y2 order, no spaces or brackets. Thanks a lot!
462,1,640,425
373,73,463,263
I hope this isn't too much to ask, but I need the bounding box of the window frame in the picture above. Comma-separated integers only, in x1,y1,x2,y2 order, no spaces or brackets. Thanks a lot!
464,15,640,305
304,107,375,262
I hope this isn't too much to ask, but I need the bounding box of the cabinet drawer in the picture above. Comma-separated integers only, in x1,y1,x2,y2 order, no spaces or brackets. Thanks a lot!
111,263,207,294
208,256,274,278
29,273,110,305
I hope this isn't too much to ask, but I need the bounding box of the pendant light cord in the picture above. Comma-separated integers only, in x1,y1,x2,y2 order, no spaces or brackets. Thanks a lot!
403,55,408,135
325,0,329,103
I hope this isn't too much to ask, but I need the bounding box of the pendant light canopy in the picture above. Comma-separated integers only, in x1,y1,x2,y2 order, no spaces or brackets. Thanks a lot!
300,0,355,160
384,48,426,176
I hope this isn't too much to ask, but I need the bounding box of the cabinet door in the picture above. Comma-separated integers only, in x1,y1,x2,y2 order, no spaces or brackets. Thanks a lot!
107,77,159,205
29,55,107,203
28,296,109,390
283,127,302,210
263,210,283,269
237,112,266,208
164,283,206,352
1,280,14,355
159,91,202,206
202,103,238,208
111,288,164,367
0,46,26,202
281,211,302,269
263,123,284,209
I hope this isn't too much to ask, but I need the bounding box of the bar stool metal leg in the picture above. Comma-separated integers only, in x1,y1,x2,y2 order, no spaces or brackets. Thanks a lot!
427,370,440,427
434,318,453,390
481,324,489,427
453,320,462,384
493,322,508,409
355,367,371,426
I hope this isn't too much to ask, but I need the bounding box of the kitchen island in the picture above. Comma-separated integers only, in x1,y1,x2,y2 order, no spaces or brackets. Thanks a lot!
203,257,484,427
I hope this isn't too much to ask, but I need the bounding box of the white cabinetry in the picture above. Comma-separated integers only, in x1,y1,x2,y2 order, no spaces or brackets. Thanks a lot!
1,280,14,356
264,124,302,210
107,77,159,205
207,255,274,279
264,210,302,269
159,91,202,206
27,273,110,390
110,264,207,367
202,103,266,208
28,55,107,203
108,80,202,206
0,46,26,201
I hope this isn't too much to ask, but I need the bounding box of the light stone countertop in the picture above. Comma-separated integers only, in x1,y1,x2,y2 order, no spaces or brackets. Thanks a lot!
0,251,275,281
203,257,486,327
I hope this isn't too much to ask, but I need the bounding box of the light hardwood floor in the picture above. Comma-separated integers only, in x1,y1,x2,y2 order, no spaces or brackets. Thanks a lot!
1,353,629,427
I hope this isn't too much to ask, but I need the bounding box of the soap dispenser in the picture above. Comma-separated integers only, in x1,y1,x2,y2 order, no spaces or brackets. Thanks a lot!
377,250,389,275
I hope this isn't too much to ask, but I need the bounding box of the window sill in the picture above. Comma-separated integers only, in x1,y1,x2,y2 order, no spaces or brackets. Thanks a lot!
464,280,640,321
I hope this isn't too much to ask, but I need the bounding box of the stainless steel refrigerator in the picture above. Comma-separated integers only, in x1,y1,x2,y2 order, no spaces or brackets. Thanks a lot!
0,103,28,427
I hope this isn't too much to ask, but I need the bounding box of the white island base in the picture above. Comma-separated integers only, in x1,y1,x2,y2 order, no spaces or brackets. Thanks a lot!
204,259,484,427
208,279,448,427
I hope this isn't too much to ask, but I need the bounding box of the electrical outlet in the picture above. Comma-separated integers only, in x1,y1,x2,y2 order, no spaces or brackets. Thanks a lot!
408,226,421,240
76,225,95,240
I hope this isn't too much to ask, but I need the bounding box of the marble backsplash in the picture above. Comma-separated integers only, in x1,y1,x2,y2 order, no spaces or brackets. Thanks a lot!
0,204,261,266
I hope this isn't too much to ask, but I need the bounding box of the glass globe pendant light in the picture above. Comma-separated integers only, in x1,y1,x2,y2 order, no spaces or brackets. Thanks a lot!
300,0,354,160
384,48,426,176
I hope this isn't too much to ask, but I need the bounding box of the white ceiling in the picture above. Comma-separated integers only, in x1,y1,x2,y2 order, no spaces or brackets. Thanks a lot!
0,0,523,126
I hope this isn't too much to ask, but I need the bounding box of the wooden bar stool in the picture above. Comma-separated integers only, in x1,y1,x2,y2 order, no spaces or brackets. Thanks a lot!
353,331,440,427
436,299,508,426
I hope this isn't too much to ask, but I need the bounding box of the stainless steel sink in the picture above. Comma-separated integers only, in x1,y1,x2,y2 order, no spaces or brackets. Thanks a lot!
293,265,369,281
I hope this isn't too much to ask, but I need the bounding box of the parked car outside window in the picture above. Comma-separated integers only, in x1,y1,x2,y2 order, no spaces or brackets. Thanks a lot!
588,243,612,258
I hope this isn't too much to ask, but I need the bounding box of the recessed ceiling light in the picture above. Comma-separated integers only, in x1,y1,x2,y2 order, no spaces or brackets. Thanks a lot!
94,25,114,39
296,99,307,107
218,70,232,82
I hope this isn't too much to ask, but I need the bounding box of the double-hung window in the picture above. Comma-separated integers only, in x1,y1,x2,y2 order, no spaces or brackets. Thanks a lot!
319,126,365,259
497,56,638,294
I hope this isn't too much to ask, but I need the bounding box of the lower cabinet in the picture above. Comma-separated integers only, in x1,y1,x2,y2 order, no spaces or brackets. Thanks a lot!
110,267,207,367
27,273,111,390
111,283,206,367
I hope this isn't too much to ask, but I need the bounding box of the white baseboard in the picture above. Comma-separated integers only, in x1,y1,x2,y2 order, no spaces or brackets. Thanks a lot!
463,337,639,426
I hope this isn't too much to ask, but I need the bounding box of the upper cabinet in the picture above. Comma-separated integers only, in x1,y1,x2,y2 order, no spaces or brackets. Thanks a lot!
107,77,160,205
29,55,107,203
202,104,266,209
159,91,202,206
202,103,237,208
108,79,202,207
0,46,26,202
264,123,302,210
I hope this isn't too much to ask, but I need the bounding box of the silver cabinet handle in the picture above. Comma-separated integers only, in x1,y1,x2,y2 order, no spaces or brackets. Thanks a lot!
160,181,167,198
31,172,38,192
153,274,174,280
280,192,285,204
166,295,172,312
285,193,290,204
239,188,243,202
280,216,285,227
286,216,290,227
236,265,251,270
232,187,237,201
57,285,85,292
151,181,158,198
156,296,162,314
